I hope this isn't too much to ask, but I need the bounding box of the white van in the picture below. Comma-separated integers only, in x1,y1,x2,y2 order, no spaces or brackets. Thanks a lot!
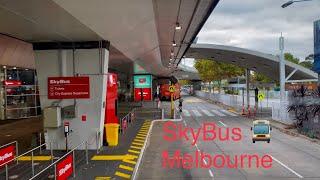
251,120,272,143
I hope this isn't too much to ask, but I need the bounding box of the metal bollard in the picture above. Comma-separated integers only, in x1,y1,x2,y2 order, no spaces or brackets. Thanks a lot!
39,132,42,154
73,151,76,178
5,164,8,180
31,151,34,176
85,141,89,165
16,141,19,165
50,142,54,164
96,132,99,154
54,164,57,180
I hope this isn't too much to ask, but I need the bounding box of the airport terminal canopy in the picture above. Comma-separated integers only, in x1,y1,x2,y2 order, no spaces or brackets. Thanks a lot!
185,43,318,82
0,0,220,76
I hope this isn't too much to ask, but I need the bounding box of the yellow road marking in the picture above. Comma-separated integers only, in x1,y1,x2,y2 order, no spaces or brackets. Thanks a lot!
132,142,144,146
119,164,134,171
134,136,145,140
133,139,145,143
123,159,137,165
137,134,147,137
138,132,148,135
136,135,146,138
139,130,148,132
95,177,111,180
130,145,142,150
17,156,52,161
128,149,140,154
115,171,131,179
91,154,136,161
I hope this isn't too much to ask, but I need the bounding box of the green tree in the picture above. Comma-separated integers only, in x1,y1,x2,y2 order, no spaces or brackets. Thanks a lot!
251,72,273,83
285,52,300,64
194,59,245,92
299,61,313,69
179,79,191,86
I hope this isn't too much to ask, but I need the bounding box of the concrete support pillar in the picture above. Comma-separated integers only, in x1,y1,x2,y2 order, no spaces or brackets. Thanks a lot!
246,68,250,110
34,41,110,150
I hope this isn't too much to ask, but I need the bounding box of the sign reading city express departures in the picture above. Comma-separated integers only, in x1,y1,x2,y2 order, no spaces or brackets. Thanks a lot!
48,77,90,99
134,75,152,88
313,20,320,73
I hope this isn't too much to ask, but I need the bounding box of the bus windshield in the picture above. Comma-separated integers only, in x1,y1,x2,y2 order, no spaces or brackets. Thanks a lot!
253,124,269,134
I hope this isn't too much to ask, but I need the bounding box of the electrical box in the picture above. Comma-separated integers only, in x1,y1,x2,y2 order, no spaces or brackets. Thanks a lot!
43,106,61,128
62,105,76,119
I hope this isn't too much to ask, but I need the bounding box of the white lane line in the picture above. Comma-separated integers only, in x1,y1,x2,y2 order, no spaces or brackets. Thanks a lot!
270,155,303,178
192,110,202,117
218,121,227,127
183,120,187,126
195,143,214,179
182,109,191,117
211,109,226,116
220,109,237,116
208,170,214,177
202,109,215,116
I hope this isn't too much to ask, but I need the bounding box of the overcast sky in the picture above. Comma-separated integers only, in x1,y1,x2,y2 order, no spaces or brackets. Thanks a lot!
197,0,320,61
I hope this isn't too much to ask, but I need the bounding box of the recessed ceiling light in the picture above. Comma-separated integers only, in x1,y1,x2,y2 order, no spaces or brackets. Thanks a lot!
13,67,17,69
175,23,181,30
3,66,6,69
172,41,177,47
171,51,174,56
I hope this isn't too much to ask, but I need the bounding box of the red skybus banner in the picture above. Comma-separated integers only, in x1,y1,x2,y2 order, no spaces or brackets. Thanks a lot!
0,145,16,168
56,153,73,180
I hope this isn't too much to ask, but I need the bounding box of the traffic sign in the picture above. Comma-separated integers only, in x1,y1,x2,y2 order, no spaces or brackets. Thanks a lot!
258,93,265,101
169,85,175,93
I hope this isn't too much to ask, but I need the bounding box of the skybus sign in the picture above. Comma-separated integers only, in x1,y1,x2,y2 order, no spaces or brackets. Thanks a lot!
56,153,73,180
313,20,320,73
0,145,16,168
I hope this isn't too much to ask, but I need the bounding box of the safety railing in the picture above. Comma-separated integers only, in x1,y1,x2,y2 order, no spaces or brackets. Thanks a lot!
119,108,136,134
29,140,90,180
0,142,54,180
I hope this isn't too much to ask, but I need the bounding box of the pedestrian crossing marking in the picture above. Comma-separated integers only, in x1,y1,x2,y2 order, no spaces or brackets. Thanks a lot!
221,109,237,116
211,109,226,116
191,110,202,116
182,109,239,117
182,109,191,116
201,110,214,116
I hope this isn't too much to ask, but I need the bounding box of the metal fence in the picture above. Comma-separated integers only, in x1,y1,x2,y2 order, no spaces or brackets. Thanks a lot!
195,90,294,124
0,142,53,180
29,140,90,180
119,108,136,134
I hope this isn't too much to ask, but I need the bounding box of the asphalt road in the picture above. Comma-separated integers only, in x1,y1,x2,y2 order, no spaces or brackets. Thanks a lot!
135,95,320,180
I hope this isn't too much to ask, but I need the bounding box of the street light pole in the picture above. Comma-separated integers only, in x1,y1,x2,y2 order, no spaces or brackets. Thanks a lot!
279,34,286,121
281,0,312,8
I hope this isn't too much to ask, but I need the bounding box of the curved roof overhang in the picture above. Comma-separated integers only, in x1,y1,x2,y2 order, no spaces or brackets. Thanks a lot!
185,44,317,81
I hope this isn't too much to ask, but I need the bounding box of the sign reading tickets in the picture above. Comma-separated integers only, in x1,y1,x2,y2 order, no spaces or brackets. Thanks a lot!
48,77,90,99
133,75,152,88
0,145,15,167
313,20,320,73
56,153,73,180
